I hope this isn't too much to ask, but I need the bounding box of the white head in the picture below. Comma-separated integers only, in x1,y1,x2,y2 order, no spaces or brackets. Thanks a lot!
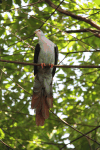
34,29,44,37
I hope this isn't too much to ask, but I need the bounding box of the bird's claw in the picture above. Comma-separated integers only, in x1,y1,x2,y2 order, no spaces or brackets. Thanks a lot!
49,64,54,68
41,63,46,69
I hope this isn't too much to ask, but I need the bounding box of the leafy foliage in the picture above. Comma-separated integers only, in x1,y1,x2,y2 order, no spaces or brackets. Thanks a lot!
0,0,100,149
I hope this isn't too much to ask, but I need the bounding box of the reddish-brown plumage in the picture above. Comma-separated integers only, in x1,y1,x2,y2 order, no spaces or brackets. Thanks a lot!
31,92,53,126
31,92,41,109
36,112,45,126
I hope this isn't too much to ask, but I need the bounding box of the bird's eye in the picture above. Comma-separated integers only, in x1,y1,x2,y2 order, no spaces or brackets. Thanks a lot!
38,29,40,31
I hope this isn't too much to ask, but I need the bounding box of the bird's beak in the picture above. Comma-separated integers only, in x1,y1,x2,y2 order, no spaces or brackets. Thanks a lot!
34,30,38,34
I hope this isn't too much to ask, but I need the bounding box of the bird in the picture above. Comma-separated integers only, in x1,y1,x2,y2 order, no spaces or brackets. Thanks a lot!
31,29,58,126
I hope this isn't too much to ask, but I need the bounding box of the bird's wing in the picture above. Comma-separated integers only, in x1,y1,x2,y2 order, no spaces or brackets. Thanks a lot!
34,43,40,76
52,45,58,77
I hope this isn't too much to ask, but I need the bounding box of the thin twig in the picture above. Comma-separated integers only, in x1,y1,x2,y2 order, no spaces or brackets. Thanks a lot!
39,0,64,29
51,111,100,146
60,126,100,149
0,68,31,95
0,139,14,150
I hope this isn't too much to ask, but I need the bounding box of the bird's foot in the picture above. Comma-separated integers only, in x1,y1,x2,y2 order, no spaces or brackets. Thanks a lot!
49,64,54,68
41,63,46,69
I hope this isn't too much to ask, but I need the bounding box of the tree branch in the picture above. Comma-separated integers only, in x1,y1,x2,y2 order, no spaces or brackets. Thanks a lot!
60,126,100,149
51,110,100,146
60,50,100,55
44,0,100,30
1,68,31,95
66,28,100,42
0,139,14,150
65,28,100,33
0,59,100,68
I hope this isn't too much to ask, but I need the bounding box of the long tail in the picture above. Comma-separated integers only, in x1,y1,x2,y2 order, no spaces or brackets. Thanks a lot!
31,75,53,126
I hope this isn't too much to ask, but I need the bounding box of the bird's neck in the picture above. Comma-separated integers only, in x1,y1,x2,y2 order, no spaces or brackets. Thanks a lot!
38,35,47,44
38,35,45,39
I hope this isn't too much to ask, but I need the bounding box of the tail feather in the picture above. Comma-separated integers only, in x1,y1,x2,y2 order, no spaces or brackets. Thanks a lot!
36,99,42,114
31,92,41,109
36,112,45,126
36,99,45,126
36,95,49,126
32,73,53,126
32,90,53,126
46,96,53,108
42,96,49,119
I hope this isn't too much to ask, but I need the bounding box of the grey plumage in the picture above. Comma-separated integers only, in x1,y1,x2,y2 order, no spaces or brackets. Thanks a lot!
31,29,58,126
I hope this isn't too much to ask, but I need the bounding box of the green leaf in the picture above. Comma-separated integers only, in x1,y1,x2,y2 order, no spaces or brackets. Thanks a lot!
14,0,21,6
1,0,100,149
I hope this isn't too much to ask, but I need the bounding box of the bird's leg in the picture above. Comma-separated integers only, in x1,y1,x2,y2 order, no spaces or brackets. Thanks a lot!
41,63,46,69
49,64,54,68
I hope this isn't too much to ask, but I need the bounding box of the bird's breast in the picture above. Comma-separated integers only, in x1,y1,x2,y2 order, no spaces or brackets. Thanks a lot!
38,41,55,65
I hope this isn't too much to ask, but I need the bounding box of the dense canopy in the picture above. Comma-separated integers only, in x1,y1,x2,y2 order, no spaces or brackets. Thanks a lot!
0,0,100,149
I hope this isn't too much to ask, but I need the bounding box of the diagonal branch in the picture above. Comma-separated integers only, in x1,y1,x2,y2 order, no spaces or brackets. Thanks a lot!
51,110,100,146
60,126,100,149
1,68,31,95
44,0,100,30
39,0,64,29
0,139,14,150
